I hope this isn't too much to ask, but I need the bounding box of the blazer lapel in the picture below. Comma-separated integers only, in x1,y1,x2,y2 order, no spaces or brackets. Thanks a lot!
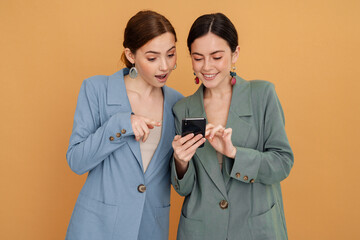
189,78,254,190
223,76,253,186
188,85,228,198
107,69,143,170
145,86,174,180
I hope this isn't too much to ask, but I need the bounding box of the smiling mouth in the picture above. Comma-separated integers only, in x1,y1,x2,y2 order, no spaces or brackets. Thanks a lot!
202,73,218,80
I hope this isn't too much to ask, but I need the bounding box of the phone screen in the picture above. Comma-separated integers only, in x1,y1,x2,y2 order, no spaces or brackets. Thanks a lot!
181,118,206,148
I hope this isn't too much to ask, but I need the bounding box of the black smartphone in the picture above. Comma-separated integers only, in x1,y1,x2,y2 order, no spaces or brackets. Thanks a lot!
181,117,206,148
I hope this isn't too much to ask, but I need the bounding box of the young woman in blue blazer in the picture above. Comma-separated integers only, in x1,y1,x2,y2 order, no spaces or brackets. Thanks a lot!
172,13,294,240
65,10,182,240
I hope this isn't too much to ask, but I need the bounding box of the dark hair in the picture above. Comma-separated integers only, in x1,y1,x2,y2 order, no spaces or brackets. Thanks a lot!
121,10,177,68
187,13,238,53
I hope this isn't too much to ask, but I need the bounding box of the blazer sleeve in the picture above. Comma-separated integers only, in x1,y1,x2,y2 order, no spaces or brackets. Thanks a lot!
170,99,196,196
229,83,294,185
66,79,134,175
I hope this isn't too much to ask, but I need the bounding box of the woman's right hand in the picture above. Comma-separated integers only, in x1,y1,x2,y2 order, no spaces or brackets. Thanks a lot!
172,133,205,178
130,114,161,142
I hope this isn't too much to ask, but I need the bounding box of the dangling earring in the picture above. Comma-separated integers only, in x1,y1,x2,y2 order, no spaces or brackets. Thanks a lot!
129,64,138,79
173,63,177,70
230,66,237,85
194,72,199,84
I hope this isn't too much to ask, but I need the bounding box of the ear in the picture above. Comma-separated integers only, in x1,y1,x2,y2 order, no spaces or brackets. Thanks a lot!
124,48,135,64
231,46,240,64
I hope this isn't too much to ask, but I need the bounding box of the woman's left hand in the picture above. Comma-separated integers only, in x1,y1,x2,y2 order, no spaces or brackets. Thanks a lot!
205,123,237,159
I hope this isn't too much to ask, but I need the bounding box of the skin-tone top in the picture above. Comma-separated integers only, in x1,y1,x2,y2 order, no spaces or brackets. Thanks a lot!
216,151,223,170
139,125,162,172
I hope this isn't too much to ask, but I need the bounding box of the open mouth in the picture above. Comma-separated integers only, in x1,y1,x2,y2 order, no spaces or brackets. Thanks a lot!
202,73,218,81
155,73,168,82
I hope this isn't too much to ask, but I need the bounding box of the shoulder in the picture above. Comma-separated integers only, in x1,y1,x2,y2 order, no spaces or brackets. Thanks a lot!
249,80,274,91
80,69,126,97
173,95,191,114
82,75,108,90
77,75,109,100
248,80,277,101
163,86,184,107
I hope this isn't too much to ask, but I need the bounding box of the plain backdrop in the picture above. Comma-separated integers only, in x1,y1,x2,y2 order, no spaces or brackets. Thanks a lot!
1,0,359,239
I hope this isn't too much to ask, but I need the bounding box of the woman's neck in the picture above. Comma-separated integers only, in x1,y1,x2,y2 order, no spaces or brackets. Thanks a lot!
204,77,233,99
124,75,161,98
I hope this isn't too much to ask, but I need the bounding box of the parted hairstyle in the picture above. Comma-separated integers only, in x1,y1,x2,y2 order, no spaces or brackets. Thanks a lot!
121,10,177,68
187,13,238,53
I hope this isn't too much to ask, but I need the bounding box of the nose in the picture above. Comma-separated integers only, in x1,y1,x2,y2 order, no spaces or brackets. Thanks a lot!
159,58,169,71
203,58,212,72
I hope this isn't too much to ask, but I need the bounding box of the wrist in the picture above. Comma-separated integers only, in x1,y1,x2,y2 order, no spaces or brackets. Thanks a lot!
175,156,188,168
228,146,237,159
174,156,189,179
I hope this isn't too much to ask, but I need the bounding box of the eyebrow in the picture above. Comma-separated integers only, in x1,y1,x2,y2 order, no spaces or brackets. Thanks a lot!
145,46,176,54
191,50,225,56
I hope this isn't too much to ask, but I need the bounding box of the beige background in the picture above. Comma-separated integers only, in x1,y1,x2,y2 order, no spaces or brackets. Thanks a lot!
1,0,359,239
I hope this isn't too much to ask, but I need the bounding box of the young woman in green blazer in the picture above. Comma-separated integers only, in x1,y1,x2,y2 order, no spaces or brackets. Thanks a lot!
171,13,294,240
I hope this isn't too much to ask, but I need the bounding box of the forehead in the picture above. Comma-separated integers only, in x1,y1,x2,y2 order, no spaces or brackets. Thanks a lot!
191,33,230,54
138,32,176,53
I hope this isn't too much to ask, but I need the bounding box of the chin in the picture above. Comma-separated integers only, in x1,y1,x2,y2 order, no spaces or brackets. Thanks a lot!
202,80,218,89
154,81,166,87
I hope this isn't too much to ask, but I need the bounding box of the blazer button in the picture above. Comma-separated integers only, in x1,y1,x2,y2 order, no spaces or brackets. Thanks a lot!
121,129,126,134
243,176,248,181
137,184,146,193
116,133,121,138
235,172,241,178
109,136,114,141
219,200,228,209
250,179,255,183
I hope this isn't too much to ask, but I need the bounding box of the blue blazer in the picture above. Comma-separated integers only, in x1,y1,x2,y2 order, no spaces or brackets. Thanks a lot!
65,68,183,240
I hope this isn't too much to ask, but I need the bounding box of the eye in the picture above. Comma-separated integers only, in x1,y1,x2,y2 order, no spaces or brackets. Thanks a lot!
168,53,175,58
147,58,156,62
214,56,222,60
193,58,203,61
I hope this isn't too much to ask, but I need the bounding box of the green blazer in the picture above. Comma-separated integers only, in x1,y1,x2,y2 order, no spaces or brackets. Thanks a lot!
171,77,294,240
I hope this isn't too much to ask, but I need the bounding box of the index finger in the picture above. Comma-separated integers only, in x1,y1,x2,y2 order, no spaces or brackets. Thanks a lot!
143,117,162,128
178,133,196,145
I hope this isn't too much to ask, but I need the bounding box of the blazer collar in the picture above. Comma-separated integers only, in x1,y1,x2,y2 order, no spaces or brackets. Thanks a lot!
107,68,130,106
187,76,253,198
106,68,174,175
189,76,252,118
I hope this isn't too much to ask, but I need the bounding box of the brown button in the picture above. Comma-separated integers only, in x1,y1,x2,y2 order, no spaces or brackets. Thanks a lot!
219,200,228,209
235,172,241,178
250,179,255,183
121,129,126,134
174,184,179,189
137,184,146,193
243,176,249,181
109,136,114,141
116,133,121,138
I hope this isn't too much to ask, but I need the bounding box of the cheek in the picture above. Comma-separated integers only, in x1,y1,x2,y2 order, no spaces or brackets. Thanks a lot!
169,56,177,66
191,60,202,72
219,58,231,70
137,61,154,76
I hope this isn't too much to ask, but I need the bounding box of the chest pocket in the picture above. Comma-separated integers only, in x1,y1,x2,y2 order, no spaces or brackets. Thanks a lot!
228,114,258,149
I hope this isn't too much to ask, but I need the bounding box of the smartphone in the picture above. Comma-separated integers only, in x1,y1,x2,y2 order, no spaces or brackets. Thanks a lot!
181,117,206,148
